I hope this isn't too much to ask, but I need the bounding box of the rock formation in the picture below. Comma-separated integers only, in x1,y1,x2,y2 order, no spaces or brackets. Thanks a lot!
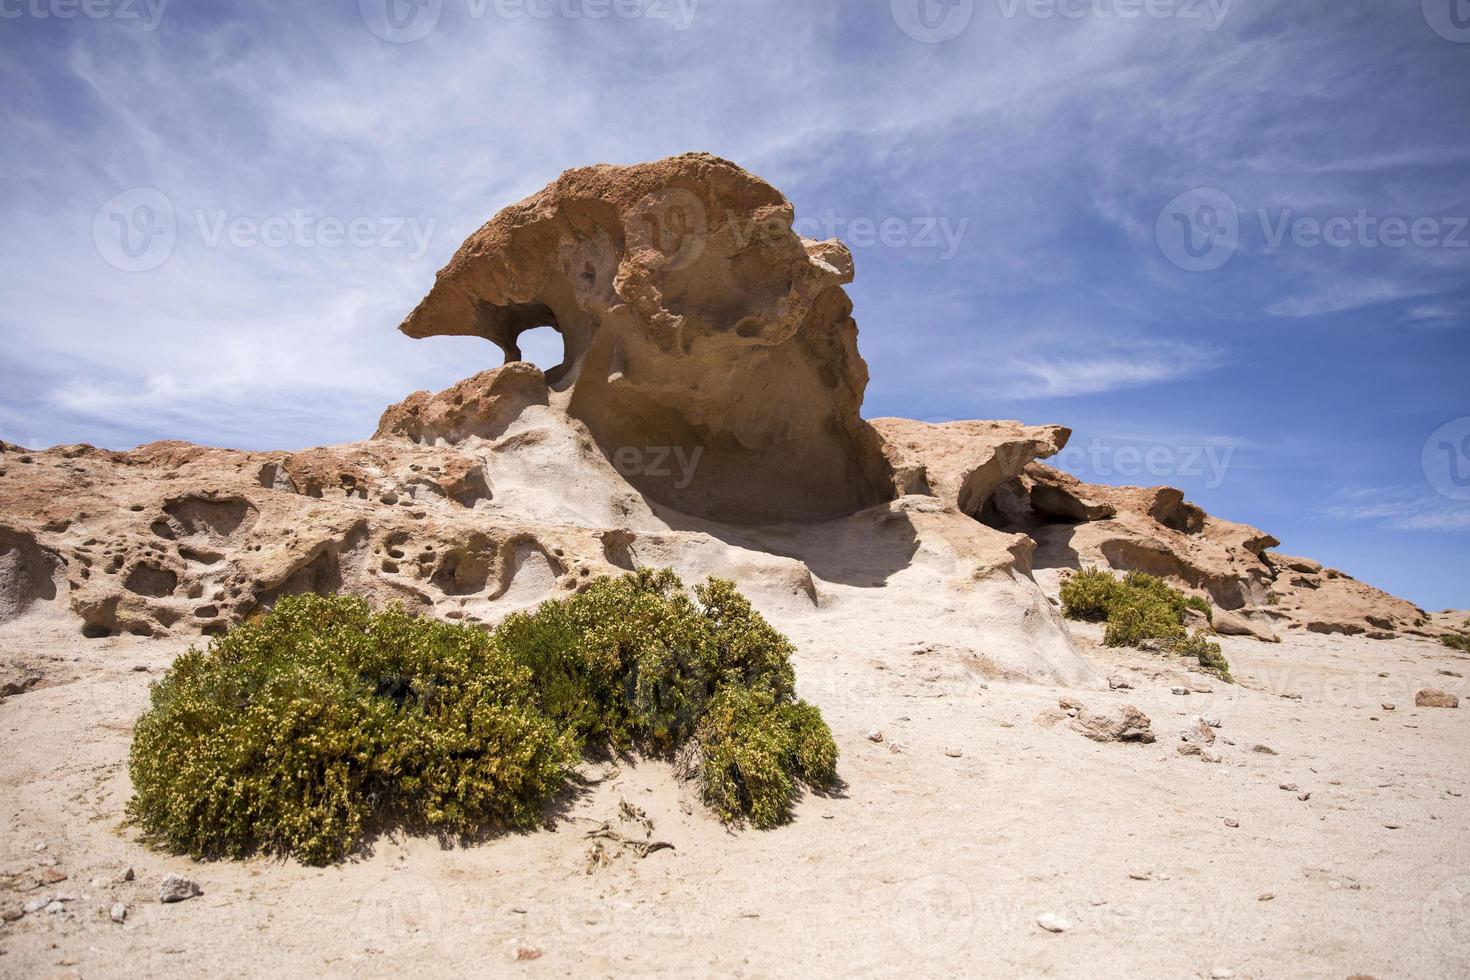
0,154,1452,686
396,152,890,526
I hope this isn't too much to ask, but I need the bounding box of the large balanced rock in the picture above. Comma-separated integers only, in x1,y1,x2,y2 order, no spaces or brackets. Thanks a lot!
396,152,891,525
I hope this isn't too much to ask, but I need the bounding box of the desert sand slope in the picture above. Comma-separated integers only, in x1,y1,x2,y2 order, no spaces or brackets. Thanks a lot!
1,608,1468,977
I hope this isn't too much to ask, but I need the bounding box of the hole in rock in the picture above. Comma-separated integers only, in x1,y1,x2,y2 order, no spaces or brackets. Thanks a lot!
124,563,178,598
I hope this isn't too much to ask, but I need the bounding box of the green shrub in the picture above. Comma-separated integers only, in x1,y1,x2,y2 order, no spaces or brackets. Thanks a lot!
1443,633,1470,653
1183,594,1213,624
128,572,837,865
128,596,573,865
695,686,837,829
1060,567,1231,681
1167,631,1234,683
1059,567,1121,622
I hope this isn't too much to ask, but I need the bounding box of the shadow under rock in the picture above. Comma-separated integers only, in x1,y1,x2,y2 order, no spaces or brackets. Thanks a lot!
651,501,921,588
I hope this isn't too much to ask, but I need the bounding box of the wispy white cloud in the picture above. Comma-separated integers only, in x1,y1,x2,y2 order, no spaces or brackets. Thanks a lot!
1325,486,1470,533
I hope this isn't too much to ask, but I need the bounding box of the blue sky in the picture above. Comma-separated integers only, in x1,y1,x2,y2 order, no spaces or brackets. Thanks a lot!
1,0,1467,609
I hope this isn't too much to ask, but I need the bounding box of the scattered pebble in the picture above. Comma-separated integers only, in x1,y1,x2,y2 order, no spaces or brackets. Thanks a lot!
159,875,203,904
1036,912,1072,933
23,896,50,914
944,748,963,758
1201,714,1222,729
1280,783,1298,792
513,946,543,961
866,730,884,743
1210,969,1236,979
1384,822,1403,830
1171,687,1190,696
1298,792,1311,802
121,867,135,883
1128,871,1152,881
1381,703,1395,711
110,903,127,924
1251,744,1278,755
1200,748,1222,764
1258,892,1274,902
1108,675,1132,690
1224,818,1240,828
132,664,150,672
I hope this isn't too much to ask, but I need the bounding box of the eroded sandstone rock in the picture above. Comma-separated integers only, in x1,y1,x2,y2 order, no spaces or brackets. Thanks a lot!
396,152,892,525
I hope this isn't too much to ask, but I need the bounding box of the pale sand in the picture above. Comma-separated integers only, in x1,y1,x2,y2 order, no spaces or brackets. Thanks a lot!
2,615,1467,978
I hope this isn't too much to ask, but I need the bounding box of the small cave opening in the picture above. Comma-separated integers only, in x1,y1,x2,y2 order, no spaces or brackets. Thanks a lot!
512,324,567,379
475,300,571,385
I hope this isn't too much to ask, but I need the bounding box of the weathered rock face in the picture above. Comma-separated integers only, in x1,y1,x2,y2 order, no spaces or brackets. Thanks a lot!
0,154,1445,683
981,461,1437,642
397,152,891,525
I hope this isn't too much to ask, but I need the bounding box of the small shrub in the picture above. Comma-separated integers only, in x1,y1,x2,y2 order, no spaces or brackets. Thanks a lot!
1183,594,1213,624
128,596,573,865
129,572,837,865
1167,631,1234,683
1061,567,1232,681
1443,633,1470,654
1059,567,1121,622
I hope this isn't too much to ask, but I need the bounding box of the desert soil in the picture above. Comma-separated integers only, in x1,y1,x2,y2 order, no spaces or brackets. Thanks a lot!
3,613,1468,979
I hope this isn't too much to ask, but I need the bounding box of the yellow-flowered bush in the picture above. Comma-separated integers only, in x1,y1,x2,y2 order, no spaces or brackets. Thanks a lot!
128,570,836,864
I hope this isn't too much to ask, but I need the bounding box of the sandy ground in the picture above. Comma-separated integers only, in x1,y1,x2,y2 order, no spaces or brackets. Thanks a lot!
2,610,1468,979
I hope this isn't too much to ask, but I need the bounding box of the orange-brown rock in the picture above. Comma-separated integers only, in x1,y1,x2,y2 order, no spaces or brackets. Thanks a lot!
396,152,891,525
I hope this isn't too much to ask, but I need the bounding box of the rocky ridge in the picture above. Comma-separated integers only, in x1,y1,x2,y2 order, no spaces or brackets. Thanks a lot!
0,153,1457,687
